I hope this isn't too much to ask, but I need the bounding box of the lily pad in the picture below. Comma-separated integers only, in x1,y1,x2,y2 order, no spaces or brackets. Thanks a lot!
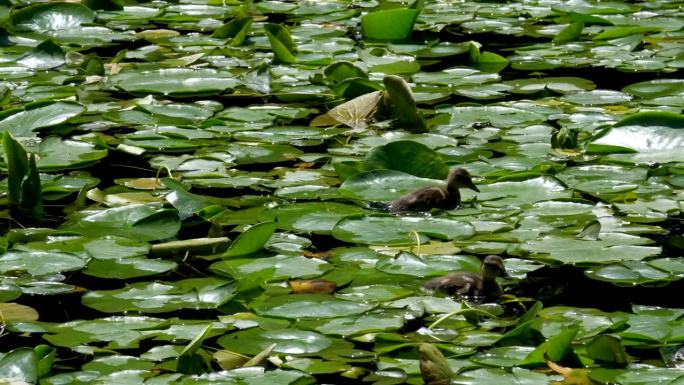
0,102,85,137
110,69,240,96
82,277,235,313
521,233,660,264
339,170,442,201
332,215,475,245
364,140,449,179
0,250,87,276
251,294,374,319
272,202,364,234
218,327,352,356
589,111,684,163
12,2,95,32
61,204,181,241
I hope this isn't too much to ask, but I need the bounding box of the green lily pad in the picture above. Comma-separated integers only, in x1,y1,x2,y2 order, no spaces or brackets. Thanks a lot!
224,222,277,258
504,77,596,94
272,202,364,234
82,277,235,313
83,257,176,279
218,327,351,356
375,252,480,277
339,170,441,201
521,233,660,264
332,215,475,245
210,255,331,281
12,2,95,32
0,250,88,276
35,137,108,171
477,177,573,208
0,348,38,383
39,316,167,348
451,367,561,385
589,111,684,163
438,105,547,128
110,69,239,96
17,39,65,70
311,311,405,337
364,140,449,179
0,102,85,137
361,8,420,41
250,294,374,319
61,204,181,242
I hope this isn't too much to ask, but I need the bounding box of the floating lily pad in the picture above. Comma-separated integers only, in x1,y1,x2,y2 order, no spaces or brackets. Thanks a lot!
339,170,441,201
332,215,475,245
82,277,235,313
61,204,181,241
0,250,87,276
477,177,572,208
210,255,331,281
272,202,364,234
83,257,176,279
110,69,240,96
12,2,95,32
218,327,352,356
0,102,85,137
251,294,374,319
34,137,108,171
589,111,684,163
521,233,660,264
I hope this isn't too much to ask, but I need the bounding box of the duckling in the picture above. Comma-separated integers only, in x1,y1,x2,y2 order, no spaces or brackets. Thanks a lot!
388,168,479,213
424,255,511,300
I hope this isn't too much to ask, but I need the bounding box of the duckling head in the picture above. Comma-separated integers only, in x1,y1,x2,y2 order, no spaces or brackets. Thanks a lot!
447,168,480,192
481,255,511,280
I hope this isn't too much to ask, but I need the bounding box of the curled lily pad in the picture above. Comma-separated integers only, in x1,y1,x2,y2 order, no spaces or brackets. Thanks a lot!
364,140,449,180
17,39,65,70
589,111,684,163
361,8,420,41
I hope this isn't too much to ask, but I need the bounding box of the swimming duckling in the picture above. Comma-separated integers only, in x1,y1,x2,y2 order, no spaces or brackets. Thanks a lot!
388,168,479,213
424,255,511,300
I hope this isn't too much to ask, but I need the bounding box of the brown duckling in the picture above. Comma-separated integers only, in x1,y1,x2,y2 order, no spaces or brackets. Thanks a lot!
388,168,479,213
424,255,511,300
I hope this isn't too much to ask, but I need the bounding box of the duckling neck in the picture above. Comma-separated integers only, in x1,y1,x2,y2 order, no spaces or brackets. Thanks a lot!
481,278,502,295
446,185,461,204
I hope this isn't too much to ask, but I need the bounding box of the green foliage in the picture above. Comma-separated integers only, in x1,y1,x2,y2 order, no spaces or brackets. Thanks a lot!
361,8,420,41
0,1,682,384
2,132,43,224
264,23,297,63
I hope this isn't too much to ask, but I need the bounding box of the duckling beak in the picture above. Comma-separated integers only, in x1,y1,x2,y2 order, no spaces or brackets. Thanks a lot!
464,179,480,192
